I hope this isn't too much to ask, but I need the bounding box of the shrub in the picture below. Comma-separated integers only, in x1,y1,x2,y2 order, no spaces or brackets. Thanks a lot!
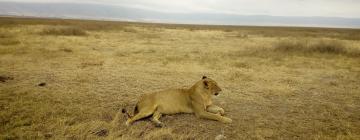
40,26,87,36
274,39,347,55
310,40,346,54
274,39,307,52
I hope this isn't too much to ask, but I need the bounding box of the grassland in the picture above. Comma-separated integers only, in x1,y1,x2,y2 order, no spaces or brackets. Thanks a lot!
0,17,360,139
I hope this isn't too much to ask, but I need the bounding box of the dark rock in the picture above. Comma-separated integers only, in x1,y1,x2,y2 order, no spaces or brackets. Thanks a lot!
38,82,46,86
44,133,53,138
0,76,13,82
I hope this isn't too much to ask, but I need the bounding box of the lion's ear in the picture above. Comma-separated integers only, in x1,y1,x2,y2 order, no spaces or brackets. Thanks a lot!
203,80,209,89
202,76,207,79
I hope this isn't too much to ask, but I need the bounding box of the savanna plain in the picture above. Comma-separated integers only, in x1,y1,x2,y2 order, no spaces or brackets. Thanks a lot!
0,17,360,140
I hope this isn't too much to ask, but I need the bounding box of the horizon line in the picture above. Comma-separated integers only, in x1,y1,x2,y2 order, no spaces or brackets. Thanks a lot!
1,15,360,30
1,1,360,19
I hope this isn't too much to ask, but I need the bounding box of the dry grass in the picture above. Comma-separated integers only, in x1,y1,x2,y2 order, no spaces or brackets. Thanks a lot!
1,17,360,139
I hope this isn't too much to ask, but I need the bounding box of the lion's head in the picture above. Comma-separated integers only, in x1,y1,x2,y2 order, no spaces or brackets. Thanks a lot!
201,76,222,96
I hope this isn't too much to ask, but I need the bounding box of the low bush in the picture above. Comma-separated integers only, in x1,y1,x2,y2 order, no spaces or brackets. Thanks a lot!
273,39,353,55
40,26,87,36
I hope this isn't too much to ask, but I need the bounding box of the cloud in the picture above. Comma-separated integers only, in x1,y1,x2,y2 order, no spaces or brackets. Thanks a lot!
2,0,360,18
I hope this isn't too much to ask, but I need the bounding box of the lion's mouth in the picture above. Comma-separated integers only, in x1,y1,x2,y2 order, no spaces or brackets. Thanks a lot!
214,93,219,96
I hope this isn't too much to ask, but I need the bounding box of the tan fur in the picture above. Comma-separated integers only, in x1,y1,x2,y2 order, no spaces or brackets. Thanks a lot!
125,76,232,127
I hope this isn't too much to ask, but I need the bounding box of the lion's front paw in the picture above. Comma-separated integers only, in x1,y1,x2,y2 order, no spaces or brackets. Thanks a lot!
219,109,225,116
221,117,232,123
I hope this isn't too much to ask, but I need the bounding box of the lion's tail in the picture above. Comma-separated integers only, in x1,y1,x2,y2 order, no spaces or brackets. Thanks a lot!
121,103,139,119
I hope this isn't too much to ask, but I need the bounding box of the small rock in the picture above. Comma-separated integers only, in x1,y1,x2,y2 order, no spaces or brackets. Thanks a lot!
215,134,226,140
38,82,46,86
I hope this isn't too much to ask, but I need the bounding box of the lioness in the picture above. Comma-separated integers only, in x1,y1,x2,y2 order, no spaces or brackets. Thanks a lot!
123,76,232,127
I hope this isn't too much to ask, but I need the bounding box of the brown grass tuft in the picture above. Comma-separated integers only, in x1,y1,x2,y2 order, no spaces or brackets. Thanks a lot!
40,26,87,36
0,32,13,39
122,27,138,33
0,31,20,46
0,38,20,45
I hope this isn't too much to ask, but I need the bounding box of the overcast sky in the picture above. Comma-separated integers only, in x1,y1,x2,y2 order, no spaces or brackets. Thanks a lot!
2,0,360,18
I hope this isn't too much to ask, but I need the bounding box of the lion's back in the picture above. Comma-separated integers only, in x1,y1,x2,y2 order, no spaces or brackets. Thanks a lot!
152,89,194,114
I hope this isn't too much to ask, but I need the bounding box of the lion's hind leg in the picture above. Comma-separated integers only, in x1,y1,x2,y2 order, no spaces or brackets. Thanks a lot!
151,110,163,127
125,105,156,126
